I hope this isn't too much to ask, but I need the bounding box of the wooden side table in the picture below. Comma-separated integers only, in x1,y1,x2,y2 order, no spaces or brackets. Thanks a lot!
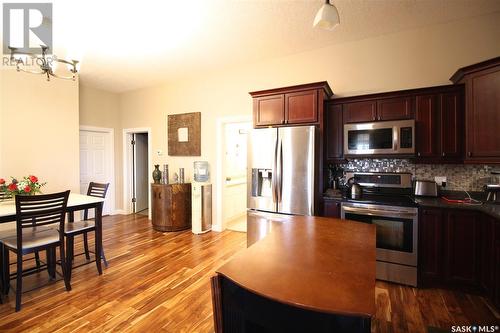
151,183,192,232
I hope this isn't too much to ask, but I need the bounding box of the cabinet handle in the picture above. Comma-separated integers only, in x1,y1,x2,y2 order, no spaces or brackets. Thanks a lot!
442,152,445,157
468,152,472,157
282,119,285,124
159,192,162,200
417,152,421,157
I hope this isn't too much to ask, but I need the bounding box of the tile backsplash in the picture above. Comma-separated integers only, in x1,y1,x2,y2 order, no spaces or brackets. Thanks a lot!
337,159,498,191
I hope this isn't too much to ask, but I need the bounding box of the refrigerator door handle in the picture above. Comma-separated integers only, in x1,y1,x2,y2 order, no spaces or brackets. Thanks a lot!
272,134,278,203
278,138,283,203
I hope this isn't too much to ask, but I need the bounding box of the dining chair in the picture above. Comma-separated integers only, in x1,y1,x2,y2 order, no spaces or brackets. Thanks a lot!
0,190,12,201
1,190,71,311
64,182,109,277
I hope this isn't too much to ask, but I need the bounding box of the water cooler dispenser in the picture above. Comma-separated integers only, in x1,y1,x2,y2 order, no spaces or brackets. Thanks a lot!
192,161,212,234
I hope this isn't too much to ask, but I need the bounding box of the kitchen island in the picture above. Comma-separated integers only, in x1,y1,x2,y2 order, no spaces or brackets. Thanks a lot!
211,215,376,333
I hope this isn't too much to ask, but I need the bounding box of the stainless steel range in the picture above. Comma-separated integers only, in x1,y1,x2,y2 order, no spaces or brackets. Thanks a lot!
340,172,418,286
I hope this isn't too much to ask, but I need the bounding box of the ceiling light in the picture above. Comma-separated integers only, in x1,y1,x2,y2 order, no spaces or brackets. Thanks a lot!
8,45,79,81
313,0,340,31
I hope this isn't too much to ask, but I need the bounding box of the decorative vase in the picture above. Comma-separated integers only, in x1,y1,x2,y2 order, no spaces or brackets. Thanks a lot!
152,165,162,184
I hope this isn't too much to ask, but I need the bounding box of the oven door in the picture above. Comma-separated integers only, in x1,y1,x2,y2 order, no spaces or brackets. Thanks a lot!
341,203,418,266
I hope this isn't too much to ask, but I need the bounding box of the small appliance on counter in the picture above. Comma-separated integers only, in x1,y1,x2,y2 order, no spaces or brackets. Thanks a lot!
414,180,438,197
347,177,362,199
484,170,500,204
485,185,500,203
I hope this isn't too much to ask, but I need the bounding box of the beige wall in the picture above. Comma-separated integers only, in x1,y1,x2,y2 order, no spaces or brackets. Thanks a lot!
116,12,500,229
79,84,122,210
0,69,80,194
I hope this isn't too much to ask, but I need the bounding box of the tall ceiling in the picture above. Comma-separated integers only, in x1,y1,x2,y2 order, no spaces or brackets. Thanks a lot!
8,0,500,92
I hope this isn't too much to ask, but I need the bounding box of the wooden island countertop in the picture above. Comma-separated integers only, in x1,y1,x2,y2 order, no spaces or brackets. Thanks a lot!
214,215,376,321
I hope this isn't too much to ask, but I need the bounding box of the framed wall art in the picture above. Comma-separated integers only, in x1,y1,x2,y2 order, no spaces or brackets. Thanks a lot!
167,112,201,156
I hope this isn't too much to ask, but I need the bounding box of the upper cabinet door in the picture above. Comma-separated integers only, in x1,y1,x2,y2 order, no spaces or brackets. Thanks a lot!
377,96,414,121
253,95,285,126
440,90,463,159
285,90,318,124
451,57,500,163
342,100,377,123
415,94,440,158
325,104,343,161
465,68,500,161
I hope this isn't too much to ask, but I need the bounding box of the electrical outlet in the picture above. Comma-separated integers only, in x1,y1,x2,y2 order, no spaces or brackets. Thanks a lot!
156,149,163,156
434,176,447,187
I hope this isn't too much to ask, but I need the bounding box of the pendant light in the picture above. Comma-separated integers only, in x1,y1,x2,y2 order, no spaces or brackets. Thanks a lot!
313,0,340,31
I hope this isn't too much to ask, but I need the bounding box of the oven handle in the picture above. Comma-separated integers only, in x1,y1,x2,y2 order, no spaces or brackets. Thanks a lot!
342,206,417,219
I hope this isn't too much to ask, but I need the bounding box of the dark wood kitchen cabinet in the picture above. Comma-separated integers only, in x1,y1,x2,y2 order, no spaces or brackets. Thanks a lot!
415,86,463,163
342,100,377,123
415,94,440,159
250,82,333,127
325,103,344,161
252,95,285,126
451,57,500,163
321,198,342,218
376,96,414,121
418,208,444,285
285,90,318,124
444,210,480,288
342,96,413,123
493,218,500,308
419,207,498,298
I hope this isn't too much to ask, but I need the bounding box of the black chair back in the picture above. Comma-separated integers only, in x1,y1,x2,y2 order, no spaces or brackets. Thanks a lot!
15,191,70,249
0,190,12,201
84,182,109,220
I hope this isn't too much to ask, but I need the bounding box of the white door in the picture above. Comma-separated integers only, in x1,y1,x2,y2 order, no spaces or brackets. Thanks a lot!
80,130,113,216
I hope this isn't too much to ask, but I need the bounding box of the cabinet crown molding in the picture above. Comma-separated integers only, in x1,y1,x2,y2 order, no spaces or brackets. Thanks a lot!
249,81,333,98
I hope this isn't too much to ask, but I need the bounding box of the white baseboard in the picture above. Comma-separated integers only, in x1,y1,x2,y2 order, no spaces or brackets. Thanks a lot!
112,209,127,215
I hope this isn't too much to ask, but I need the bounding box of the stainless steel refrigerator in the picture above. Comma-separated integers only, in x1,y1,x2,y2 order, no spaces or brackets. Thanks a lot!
247,126,316,245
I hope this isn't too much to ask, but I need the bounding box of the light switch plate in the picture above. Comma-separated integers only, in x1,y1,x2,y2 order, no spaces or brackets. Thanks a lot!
434,176,447,187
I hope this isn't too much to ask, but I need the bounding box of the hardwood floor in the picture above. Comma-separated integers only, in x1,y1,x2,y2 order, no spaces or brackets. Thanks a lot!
0,214,498,332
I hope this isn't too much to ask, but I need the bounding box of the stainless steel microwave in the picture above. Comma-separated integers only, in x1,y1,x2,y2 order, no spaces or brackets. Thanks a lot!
344,119,415,156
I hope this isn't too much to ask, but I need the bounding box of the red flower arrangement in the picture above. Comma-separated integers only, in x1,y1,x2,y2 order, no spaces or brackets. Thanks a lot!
0,175,46,197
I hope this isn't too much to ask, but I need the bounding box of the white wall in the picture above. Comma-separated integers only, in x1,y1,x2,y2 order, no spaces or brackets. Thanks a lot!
0,69,80,194
79,84,123,210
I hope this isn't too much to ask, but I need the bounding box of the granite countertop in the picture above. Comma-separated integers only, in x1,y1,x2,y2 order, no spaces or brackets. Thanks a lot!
414,194,500,220
323,190,500,220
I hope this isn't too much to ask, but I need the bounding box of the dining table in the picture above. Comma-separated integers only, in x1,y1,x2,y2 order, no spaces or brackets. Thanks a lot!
0,193,105,276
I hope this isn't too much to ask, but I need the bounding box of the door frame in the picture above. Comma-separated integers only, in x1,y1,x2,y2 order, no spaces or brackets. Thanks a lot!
79,125,116,215
123,127,152,219
214,115,252,232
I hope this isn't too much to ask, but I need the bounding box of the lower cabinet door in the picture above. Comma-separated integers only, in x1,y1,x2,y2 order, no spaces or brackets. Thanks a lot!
444,210,480,289
493,219,500,308
322,200,341,218
418,208,444,286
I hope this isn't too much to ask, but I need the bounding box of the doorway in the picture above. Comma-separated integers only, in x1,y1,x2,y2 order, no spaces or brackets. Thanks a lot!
132,133,149,215
221,121,251,232
123,128,152,218
79,126,115,217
